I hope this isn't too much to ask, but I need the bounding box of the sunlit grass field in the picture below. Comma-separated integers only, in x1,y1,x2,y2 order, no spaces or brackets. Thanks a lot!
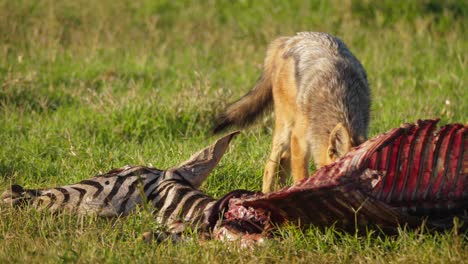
0,0,466,262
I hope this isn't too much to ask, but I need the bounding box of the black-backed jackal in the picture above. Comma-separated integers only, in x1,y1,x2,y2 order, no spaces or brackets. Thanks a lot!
214,32,371,193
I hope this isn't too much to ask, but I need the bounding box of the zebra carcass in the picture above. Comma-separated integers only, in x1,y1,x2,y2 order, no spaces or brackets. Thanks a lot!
1,119,466,244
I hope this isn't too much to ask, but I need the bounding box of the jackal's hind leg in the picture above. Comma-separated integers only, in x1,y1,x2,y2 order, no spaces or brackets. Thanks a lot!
263,122,292,193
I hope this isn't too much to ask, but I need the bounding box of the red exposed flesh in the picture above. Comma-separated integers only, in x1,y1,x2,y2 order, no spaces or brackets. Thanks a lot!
224,197,270,225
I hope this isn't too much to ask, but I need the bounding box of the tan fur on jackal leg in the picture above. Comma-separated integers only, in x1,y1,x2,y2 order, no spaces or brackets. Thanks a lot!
263,56,296,192
290,114,310,183
263,122,292,193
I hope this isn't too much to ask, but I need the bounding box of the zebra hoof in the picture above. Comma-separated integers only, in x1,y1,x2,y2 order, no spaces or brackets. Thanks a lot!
141,230,183,244
0,184,27,206
141,231,154,243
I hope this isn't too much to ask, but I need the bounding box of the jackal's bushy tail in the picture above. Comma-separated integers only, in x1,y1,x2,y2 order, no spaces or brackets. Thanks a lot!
213,73,272,133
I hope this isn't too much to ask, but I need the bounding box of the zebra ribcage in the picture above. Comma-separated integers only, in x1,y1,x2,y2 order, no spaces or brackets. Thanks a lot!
364,120,467,215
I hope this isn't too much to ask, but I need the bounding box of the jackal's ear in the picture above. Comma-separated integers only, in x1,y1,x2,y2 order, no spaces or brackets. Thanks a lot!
328,123,352,160
170,131,240,188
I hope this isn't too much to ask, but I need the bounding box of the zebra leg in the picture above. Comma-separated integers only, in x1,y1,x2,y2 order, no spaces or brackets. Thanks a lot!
141,221,187,243
0,184,40,207
141,230,184,243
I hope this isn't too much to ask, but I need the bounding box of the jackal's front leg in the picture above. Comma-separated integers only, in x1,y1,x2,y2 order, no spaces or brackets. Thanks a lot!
277,150,291,187
290,114,310,183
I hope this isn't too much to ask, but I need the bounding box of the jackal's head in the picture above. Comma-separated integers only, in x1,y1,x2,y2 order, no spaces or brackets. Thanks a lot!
321,123,365,167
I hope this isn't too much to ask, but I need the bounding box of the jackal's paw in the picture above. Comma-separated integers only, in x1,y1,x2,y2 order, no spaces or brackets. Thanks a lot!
0,185,28,206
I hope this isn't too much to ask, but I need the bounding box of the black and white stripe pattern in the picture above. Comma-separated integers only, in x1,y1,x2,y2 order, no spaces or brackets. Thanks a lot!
2,165,218,231
148,178,216,228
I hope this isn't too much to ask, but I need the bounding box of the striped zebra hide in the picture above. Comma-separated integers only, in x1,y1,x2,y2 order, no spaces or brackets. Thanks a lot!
223,119,467,234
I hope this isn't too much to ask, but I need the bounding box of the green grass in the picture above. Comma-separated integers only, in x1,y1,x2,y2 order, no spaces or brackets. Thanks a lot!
0,0,466,262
